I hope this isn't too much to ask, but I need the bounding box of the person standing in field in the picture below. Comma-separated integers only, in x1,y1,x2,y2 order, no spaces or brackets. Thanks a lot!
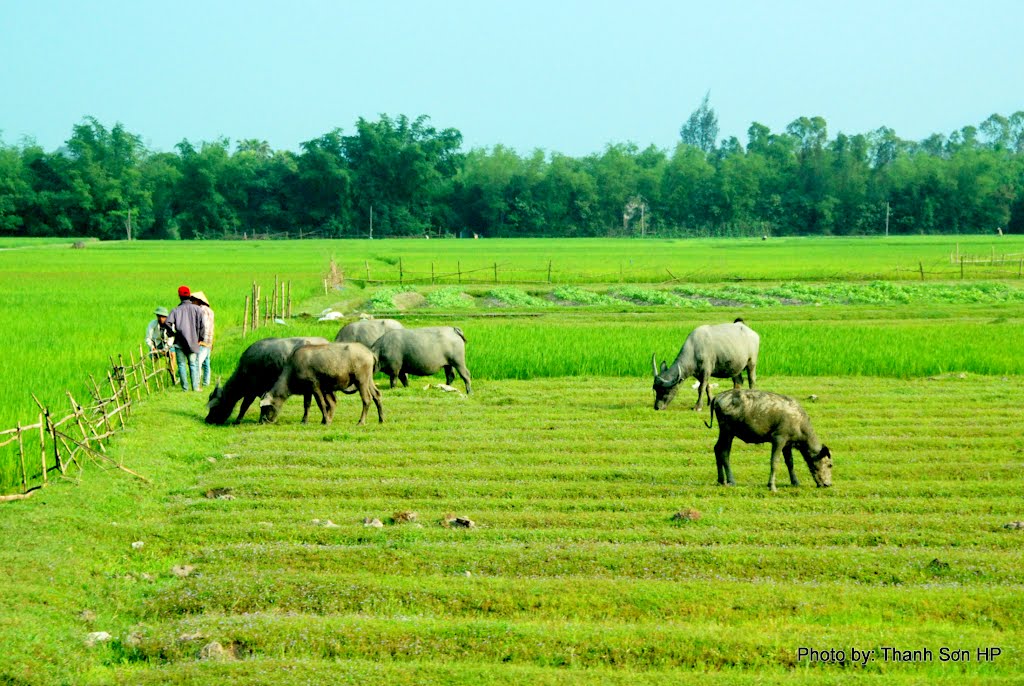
145,306,175,365
164,285,206,391
190,290,215,389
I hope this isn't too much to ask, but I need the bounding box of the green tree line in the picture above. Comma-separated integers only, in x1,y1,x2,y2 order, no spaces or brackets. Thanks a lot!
2,108,1023,239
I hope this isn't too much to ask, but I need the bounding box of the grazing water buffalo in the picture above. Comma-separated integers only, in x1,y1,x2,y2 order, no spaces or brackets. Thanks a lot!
205,336,330,424
260,342,383,426
705,389,832,491
653,319,759,411
334,318,404,347
371,326,471,393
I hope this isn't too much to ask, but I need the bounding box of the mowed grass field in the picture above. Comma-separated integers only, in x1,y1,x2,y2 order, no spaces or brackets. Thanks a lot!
0,236,1023,683
1,376,1021,684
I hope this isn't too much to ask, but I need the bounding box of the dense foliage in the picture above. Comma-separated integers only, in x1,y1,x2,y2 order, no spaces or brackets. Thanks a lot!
2,109,1024,238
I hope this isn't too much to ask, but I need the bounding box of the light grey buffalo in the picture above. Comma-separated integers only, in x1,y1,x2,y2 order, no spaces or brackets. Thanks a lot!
705,389,832,491
260,342,383,426
334,318,403,347
205,336,330,424
652,319,759,411
371,326,471,393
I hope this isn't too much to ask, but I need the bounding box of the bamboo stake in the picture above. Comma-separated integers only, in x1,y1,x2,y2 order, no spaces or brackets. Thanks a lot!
458,261,462,284
107,371,126,429
16,422,26,491
365,260,370,282
287,281,292,318
38,413,46,484
243,295,250,337
548,261,552,283
136,347,152,396
494,262,498,283
255,285,261,330
89,374,112,434
274,274,279,319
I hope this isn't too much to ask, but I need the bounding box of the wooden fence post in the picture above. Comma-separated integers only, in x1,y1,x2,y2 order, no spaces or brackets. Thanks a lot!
15,422,26,491
399,258,404,284
548,261,552,284
494,263,498,283
274,275,279,319
107,371,126,429
287,281,292,318
431,262,435,284
458,261,462,284
243,295,250,337
38,413,46,484
365,261,370,282
960,257,964,279
919,261,925,281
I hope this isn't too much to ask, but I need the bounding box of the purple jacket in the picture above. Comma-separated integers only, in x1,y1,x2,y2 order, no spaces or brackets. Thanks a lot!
165,299,206,355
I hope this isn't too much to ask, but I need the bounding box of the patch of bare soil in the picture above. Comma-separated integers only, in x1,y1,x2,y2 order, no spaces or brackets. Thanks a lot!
393,292,426,310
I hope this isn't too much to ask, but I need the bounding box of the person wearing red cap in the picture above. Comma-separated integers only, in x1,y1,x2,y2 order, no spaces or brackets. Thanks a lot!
164,285,206,391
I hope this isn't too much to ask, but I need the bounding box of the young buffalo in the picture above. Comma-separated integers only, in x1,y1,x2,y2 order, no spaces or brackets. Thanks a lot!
260,342,383,426
705,389,832,491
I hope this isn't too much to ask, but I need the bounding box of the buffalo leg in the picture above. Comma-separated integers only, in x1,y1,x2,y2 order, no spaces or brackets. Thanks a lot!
398,372,409,387
747,363,757,389
731,374,744,389
444,365,455,385
783,445,799,486
714,433,735,486
453,362,472,394
768,438,785,492
693,376,708,411
311,388,330,425
388,374,397,389
234,395,256,424
355,383,372,425
324,392,337,423
372,383,384,423
301,393,312,424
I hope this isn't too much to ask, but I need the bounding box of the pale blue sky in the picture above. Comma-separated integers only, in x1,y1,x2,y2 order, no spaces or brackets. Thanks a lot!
2,0,1022,155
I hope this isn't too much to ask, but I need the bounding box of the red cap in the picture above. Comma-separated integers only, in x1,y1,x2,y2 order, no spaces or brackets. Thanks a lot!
177,286,191,298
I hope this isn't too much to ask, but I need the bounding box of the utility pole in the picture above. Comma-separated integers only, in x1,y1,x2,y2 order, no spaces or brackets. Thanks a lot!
885,201,890,237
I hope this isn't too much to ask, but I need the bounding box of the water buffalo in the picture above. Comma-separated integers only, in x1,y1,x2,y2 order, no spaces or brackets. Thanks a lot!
653,319,759,411
334,318,404,347
705,389,832,491
205,336,330,424
371,326,471,394
260,342,383,426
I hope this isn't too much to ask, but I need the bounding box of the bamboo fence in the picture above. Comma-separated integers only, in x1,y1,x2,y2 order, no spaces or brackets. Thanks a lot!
0,344,175,501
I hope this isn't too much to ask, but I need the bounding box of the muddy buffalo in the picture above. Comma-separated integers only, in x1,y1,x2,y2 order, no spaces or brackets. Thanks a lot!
260,342,383,426
705,389,832,491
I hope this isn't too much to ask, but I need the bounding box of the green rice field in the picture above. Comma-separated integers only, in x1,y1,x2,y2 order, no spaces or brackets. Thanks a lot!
0,236,1022,684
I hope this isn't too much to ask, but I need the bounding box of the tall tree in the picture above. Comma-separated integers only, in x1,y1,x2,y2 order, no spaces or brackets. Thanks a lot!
679,92,719,155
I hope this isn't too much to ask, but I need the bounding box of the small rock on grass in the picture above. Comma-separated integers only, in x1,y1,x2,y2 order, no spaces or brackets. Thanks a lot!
131,541,145,550
1004,521,1024,530
85,631,111,646
392,511,418,524
443,515,476,529
78,610,97,623
172,564,196,578
204,487,234,500
363,517,384,528
672,508,702,522
312,519,340,528
199,641,235,661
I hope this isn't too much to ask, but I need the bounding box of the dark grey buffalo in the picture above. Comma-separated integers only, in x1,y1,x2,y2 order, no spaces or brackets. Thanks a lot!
371,326,471,393
260,342,383,426
205,336,329,424
652,319,759,411
705,389,832,491
334,318,404,347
